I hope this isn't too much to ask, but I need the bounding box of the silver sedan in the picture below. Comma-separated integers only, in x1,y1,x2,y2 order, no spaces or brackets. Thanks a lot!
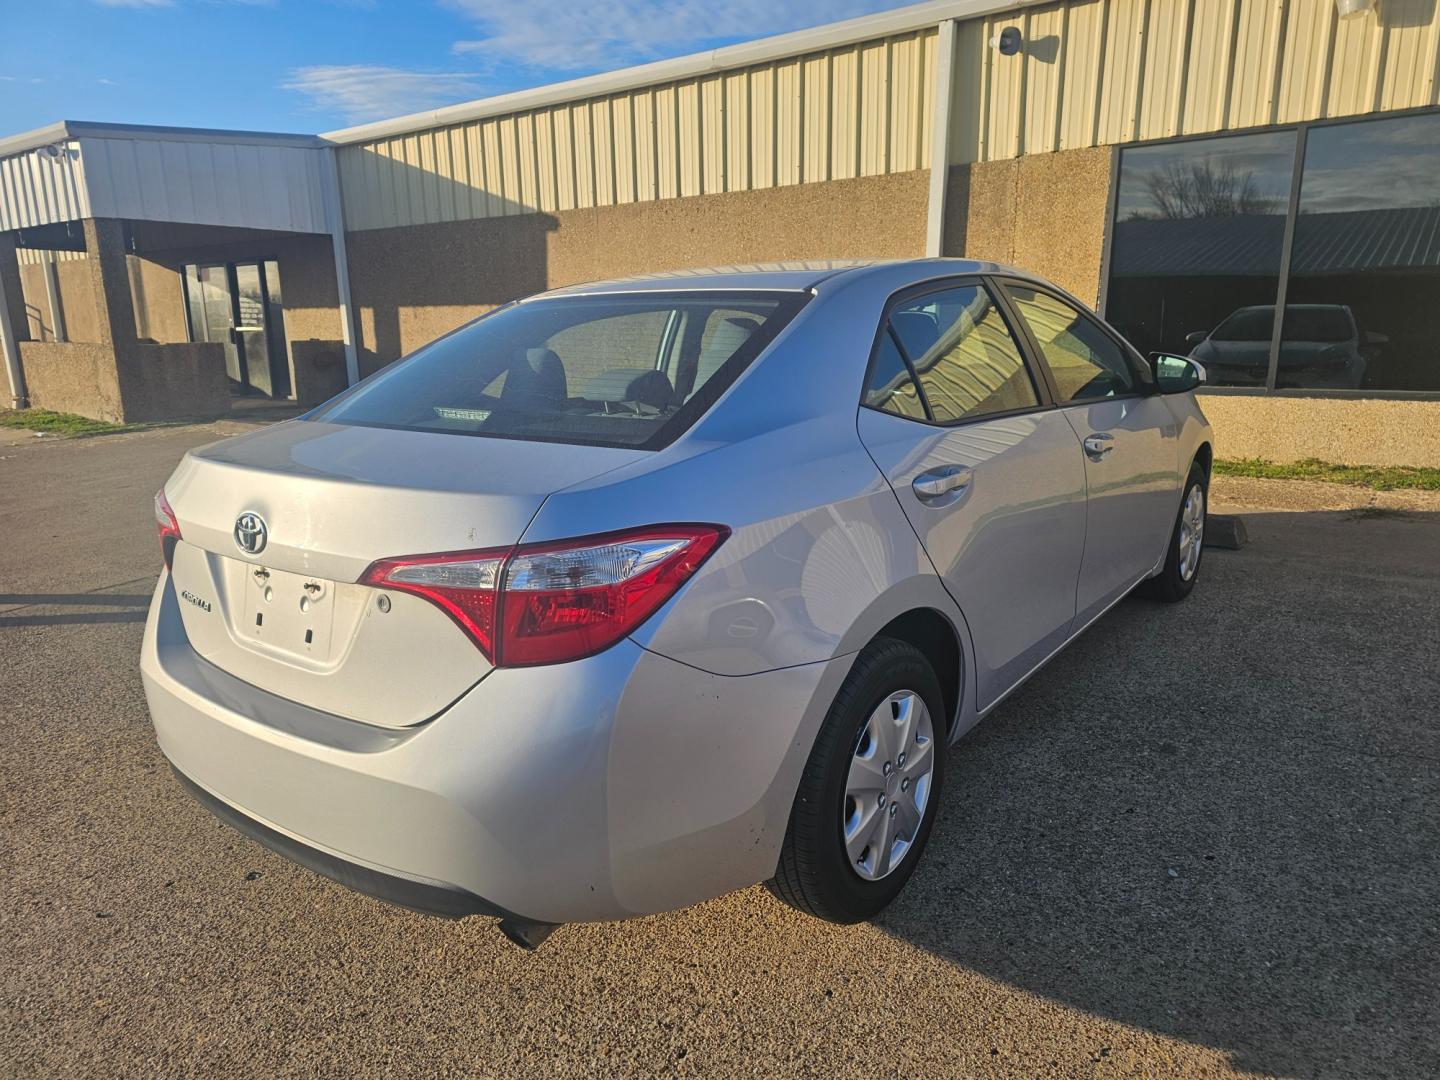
141,260,1213,948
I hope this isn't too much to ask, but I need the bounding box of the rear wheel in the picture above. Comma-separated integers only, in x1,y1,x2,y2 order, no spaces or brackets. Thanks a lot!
767,637,946,923
1146,462,1207,602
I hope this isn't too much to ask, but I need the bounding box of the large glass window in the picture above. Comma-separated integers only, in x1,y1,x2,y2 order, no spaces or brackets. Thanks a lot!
864,284,1038,424
1105,111,1440,394
1105,130,1296,388
1281,112,1440,391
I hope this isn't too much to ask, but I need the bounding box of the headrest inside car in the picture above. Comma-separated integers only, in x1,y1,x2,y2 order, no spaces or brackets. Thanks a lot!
584,368,675,410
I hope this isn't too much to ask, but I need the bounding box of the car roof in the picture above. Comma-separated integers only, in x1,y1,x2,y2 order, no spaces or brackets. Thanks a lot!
533,258,1024,298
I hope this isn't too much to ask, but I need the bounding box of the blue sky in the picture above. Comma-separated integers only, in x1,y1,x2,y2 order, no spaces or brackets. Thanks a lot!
0,0,905,137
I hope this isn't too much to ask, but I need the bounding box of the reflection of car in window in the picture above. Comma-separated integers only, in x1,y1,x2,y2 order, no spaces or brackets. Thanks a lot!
1185,304,1384,389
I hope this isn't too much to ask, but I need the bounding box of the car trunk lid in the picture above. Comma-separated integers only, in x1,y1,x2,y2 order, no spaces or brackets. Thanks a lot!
163,420,646,727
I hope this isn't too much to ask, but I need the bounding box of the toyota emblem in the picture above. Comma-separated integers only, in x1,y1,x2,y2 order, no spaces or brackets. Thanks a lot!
234,512,268,556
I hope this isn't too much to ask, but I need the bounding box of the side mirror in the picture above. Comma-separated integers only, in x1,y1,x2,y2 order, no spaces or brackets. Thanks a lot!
1362,330,1389,346
1184,331,1208,347
1150,353,1206,394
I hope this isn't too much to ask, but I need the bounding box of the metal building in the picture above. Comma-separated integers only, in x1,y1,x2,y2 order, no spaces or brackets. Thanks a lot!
1,0,1436,464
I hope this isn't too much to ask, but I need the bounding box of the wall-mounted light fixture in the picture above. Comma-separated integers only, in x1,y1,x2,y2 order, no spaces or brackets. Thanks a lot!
1335,0,1376,18
990,26,1023,56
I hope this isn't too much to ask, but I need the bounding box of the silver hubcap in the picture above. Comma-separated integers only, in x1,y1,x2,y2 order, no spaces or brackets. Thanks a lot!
1178,484,1205,581
842,690,935,881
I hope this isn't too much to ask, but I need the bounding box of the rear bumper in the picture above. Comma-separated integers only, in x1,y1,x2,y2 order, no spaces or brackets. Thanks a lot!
141,571,851,924
171,765,509,920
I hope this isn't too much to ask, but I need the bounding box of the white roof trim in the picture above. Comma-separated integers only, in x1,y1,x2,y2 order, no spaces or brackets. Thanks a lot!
321,0,1039,145
0,0,1043,162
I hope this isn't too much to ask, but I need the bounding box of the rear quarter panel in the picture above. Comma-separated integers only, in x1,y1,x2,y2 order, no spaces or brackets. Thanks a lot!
518,268,976,699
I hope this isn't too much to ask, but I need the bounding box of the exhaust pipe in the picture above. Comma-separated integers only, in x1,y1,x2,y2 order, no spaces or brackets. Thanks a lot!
497,917,559,950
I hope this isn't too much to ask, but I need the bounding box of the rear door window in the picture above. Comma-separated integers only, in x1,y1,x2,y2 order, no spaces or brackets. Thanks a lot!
864,282,1040,424
312,291,807,450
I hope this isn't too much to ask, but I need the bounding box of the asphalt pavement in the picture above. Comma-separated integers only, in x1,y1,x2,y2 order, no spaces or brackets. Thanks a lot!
2,421,1437,1078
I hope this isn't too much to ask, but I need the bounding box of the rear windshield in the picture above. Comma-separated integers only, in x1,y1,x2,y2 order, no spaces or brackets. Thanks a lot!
311,291,808,450
1210,306,1354,343
1210,307,1274,342
1284,307,1354,343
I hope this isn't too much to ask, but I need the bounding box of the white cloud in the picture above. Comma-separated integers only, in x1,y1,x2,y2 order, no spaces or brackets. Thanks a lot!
447,0,885,72
282,65,485,122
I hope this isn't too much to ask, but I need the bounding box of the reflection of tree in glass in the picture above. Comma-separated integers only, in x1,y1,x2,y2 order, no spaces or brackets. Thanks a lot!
1133,156,1282,220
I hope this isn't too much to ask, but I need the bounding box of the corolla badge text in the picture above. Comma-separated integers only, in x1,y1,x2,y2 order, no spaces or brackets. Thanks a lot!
180,590,212,613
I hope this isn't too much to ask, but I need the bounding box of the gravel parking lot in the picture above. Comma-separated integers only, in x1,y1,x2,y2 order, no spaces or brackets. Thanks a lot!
2,421,1437,1078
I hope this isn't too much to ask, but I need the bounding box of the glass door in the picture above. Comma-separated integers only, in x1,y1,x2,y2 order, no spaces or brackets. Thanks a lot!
183,260,291,398
185,264,242,384
232,263,274,396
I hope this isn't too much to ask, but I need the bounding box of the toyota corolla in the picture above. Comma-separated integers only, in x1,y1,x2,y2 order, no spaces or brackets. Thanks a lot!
141,260,1212,948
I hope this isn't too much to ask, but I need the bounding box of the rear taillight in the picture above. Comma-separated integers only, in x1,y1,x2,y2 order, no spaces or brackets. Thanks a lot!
360,548,507,659
360,524,728,667
155,489,182,570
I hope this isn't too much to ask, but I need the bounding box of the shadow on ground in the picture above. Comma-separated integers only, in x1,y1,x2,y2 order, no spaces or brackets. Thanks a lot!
879,507,1440,1077
0,593,150,628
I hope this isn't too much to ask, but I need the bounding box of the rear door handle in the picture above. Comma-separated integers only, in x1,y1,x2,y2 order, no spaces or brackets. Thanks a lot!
1083,433,1115,457
912,464,973,501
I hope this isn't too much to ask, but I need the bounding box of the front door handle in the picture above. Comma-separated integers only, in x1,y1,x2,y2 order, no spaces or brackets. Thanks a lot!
1083,433,1115,457
912,464,973,501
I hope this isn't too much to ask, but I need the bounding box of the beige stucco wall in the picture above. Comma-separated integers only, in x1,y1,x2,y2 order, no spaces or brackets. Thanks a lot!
346,169,931,367
55,259,102,343
942,147,1113,306
19,263,51,340
116,342,229,423
19,341,125,420
127,256,188,344
1199,394,1440,468
18,338,228,423
17,254,159,345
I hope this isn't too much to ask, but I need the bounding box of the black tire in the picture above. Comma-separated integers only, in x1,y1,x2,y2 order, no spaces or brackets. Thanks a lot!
766,637,946,923
1145,461,1208,603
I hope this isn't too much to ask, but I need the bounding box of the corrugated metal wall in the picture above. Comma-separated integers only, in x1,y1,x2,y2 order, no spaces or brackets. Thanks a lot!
0,142,89,232
337,29,937,232
16,249,85,265
950,0,1440,163
79,137,330,233
1,137,330,234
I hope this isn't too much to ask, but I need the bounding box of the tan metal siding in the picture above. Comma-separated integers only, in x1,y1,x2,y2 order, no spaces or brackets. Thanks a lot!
338,29,936,231
950,0,1440,164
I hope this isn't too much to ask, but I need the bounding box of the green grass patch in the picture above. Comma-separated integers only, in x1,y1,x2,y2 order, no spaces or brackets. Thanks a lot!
1214,457,1440,491
0,408,144,438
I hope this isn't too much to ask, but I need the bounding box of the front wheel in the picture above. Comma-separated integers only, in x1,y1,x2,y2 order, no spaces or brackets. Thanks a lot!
767,637,946,923
1146,462,1207,602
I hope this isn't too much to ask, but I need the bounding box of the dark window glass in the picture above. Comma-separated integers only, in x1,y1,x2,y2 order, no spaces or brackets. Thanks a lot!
312,291,806,450
1007,287,1135,401
887,285,1039,422
1104,130,1297,387
1280,112,1440,391
863,331,928,420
